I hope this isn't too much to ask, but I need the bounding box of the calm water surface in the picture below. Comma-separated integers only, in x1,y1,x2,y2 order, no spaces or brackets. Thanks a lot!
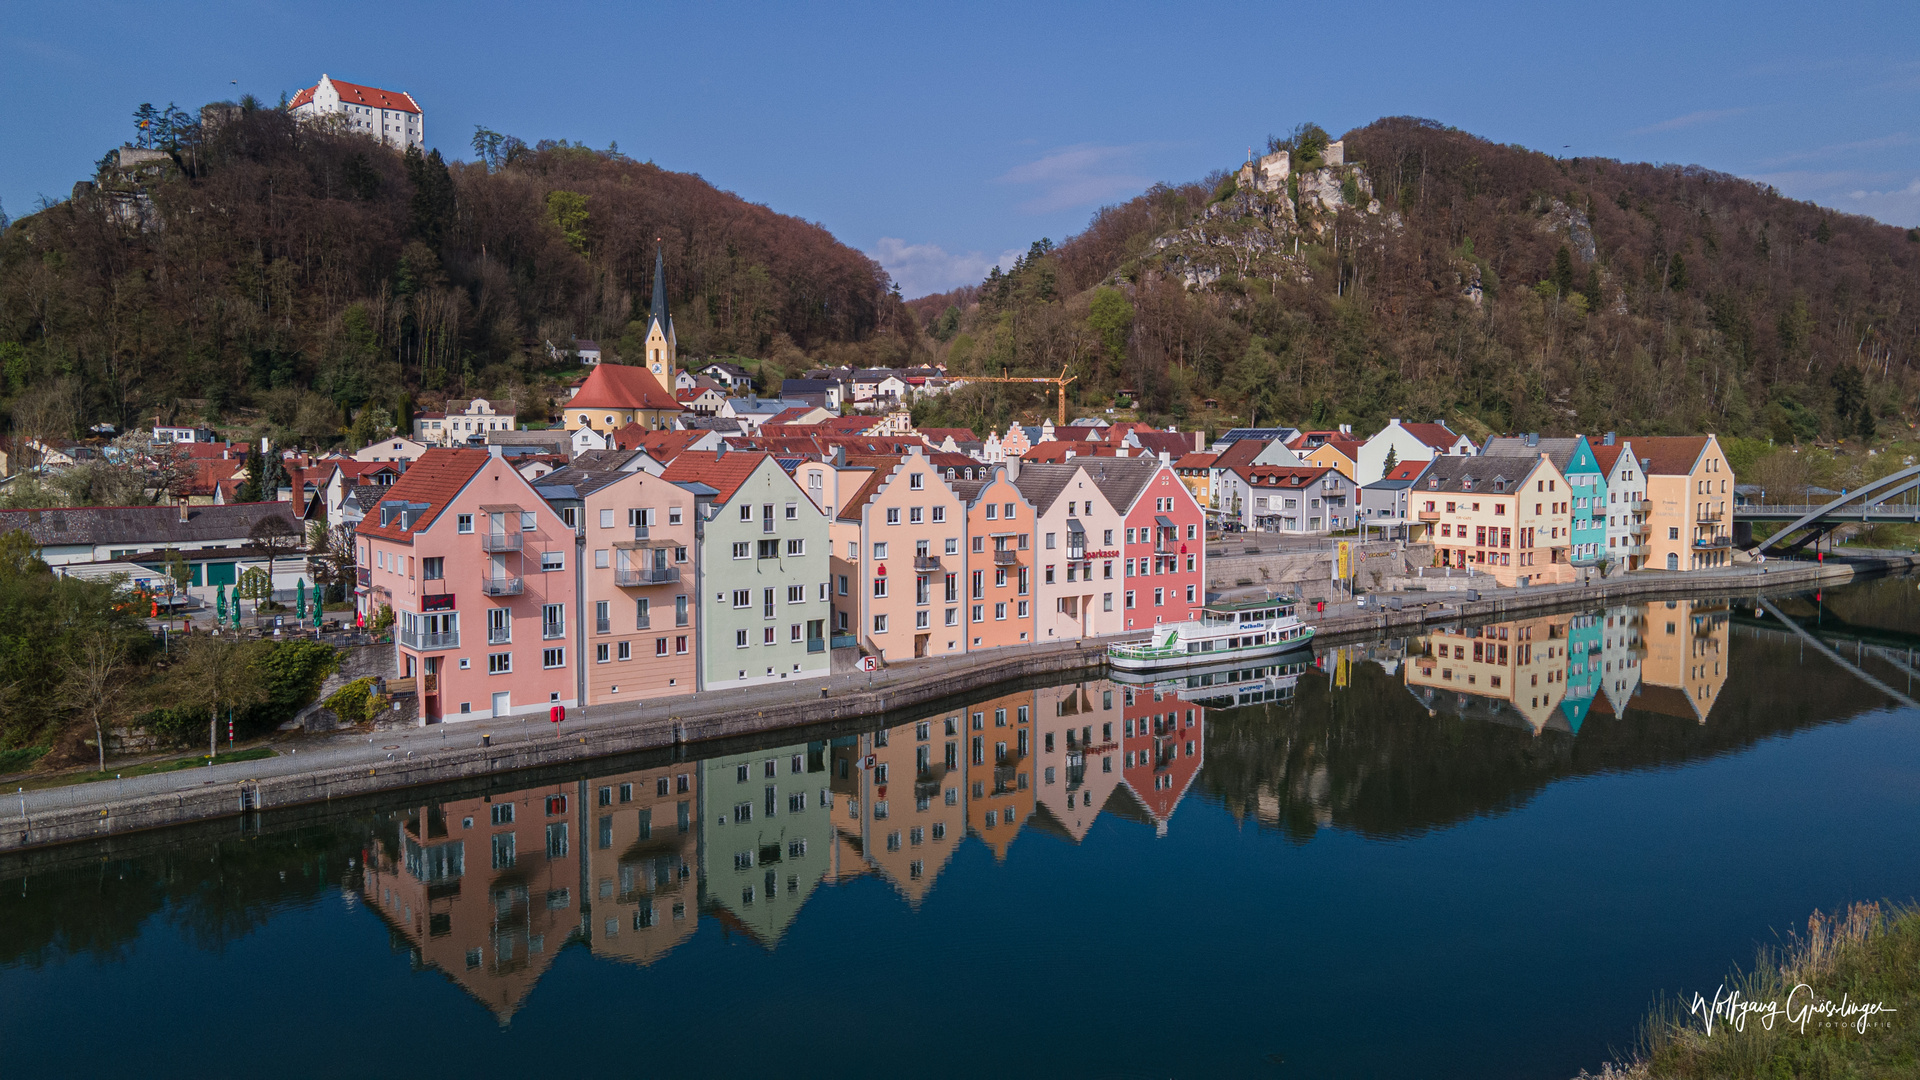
5,580,1920,1079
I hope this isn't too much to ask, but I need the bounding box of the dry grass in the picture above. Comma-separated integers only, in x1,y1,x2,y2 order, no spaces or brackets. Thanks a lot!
1580,901,1920,1079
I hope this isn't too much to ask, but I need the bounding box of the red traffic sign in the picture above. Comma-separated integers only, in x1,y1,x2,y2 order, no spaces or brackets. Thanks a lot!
549,705,566,724
862,755,876,770
860,655,878,672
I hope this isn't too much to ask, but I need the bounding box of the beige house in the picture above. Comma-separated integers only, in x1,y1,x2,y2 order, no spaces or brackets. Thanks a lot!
1413,453,1577,587
1635,436,1734,571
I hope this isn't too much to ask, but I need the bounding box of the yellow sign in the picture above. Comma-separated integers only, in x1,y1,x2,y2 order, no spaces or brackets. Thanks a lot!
1337,541,1351,580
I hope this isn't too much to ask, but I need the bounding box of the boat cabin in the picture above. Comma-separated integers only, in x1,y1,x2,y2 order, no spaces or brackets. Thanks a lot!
1201,595,1296,626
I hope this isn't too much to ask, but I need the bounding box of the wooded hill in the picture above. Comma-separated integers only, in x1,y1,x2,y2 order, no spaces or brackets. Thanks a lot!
911,117,1920,444
0,103,916,446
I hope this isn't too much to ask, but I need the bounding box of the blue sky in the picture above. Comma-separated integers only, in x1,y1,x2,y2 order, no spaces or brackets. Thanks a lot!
2,1,1915,297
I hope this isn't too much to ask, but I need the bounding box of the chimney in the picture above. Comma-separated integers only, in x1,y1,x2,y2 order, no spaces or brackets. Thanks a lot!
177,499,189,523
716,441,727,460
489,442,503,459
1603,431,1616,446
1526,433,1539,447
1006,456,1021,482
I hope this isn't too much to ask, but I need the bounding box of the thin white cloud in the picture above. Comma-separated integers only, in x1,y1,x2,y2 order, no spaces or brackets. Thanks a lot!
996,143,1152,214
1750,170,1920,228
1760,132,1912,167
869,237,1025,299
1630,108,1748,135
1843,177,1920,227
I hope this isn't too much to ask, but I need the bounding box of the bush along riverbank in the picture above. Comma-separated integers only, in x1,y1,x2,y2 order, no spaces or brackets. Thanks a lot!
1581,901,1920,1079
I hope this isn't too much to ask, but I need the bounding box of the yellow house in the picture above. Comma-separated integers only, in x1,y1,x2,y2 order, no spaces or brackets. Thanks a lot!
1412,453,1577,587
1173,451,1214,508
1304,438,1363,481
1634,436,1734,571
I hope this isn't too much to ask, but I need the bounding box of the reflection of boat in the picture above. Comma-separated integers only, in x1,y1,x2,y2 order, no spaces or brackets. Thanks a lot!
1111,657,1313,706
1107,594,1314,672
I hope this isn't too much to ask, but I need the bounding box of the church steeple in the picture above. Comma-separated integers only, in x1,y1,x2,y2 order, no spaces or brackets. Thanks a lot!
644,240,676,383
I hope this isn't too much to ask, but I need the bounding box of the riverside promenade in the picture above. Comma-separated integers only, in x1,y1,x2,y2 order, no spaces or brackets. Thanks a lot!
3,552,1913,856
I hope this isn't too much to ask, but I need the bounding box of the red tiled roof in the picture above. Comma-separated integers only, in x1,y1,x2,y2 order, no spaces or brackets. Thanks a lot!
570,363,684,412
611,427,703,461
659,449,771,504
183,441,248,460
917,427,976,443
297,76,421,114
1175,451,1217,470
1213,439,1271,473
1630,436,1711,476
184,459,241,496
765,407,819,426
1384,460,1428,482
354,449,489,543
1237,465,1334,487
1591,442,1630,474
836,466,892,522
1021,441,1118,463
1399,422,1462,450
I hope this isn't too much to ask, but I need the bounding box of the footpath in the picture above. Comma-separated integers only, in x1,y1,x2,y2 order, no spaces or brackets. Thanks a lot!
2,552,1911,856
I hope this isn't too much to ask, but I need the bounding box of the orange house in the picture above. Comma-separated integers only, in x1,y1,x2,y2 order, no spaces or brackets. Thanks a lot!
954,463,1037,650
1635,435,1735,571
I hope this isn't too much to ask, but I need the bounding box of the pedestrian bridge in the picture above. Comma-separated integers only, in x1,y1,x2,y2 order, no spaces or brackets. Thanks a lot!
1738,463,1920,554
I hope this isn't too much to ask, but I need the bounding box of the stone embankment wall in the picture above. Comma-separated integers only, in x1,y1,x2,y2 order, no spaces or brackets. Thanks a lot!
0,636,1116,855
1207,542,1438,601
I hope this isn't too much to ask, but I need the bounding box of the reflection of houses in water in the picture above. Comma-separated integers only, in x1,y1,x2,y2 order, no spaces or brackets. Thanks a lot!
962,690,1037,861
1556,614,1605,733
360,781,585,1024
357,679,1216,1019
1405,614,1575,733
1119,682,1206,834
699,742,838,946
1032,681,1125,843
1591,605,1646,721
830,716,967,906
1632,599,1729,723
1113,658,1309,709
583,765,700,968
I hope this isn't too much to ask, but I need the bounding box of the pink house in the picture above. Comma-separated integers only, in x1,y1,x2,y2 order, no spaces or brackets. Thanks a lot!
1100,457,1208,629
357,448,579,723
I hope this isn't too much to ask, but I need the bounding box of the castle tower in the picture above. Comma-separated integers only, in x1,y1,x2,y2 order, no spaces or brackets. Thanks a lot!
644,242,676,384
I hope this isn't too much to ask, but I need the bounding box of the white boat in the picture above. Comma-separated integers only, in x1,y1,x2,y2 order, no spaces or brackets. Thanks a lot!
1109,657,1313,707
1107,594,1314,672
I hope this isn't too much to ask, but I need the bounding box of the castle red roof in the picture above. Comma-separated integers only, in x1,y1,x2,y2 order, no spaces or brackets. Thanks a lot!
293,76,421,114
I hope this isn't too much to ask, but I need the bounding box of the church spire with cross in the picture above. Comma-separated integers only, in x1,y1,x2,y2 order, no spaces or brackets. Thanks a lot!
644,240,676,384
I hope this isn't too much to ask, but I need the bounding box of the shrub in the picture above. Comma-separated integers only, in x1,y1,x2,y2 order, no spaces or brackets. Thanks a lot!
324,677,387,725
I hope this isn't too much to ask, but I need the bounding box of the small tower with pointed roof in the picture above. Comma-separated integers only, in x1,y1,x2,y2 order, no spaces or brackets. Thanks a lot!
644,242,676,385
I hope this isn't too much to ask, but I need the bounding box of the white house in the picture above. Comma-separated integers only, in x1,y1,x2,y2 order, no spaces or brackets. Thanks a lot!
288,74,423,152
352,437,429,464
571,426,609,455
574,338,602,365
1217,465,1360,532
700,362,753,390
1594,436,1648,572
412,397,513,446
1355,419,1477,486
154,425,215,444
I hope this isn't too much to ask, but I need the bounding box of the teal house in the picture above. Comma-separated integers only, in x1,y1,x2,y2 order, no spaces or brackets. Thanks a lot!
1556,612,1605,733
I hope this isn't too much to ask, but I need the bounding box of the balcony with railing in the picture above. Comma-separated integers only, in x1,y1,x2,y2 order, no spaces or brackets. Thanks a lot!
1629,520,1651,536
635,615,651,630
487,625,512,645
1629,499,1651,514
481,576,523,596
481,532,523,552
913,555,941,572
1693,534,1732,549
1697,507,1725,522
400,628,460,651
542,621,566,640
830,633,858,650
632,522,650,541
595,616,611,635
993,548,1019,565
1624,544,1650,558
615,565,680,586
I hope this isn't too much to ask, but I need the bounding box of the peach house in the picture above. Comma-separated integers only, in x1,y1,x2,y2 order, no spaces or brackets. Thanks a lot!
532,453,698,705
357,447,578,722
1014,461,1126,643
834,446,969,662
1413,453,1577,588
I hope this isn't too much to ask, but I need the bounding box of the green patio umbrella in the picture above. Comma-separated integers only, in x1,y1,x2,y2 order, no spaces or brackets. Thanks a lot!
230,594,241,629
215,585,227,621
295,578,307,619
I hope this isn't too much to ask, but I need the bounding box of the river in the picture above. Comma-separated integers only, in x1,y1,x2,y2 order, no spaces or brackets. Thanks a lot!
4,579,1919,1078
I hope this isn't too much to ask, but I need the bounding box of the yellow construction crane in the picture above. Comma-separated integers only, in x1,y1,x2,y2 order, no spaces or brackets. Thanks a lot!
961,365,1078,427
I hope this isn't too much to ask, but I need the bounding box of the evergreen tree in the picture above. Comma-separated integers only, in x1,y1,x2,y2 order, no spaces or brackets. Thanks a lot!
235,442,264,503
1666,253,1688,292
1551,246,1575,297
404,147,456,246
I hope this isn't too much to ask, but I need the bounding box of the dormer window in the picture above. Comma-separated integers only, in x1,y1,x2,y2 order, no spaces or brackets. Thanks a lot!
1462,477,1474,492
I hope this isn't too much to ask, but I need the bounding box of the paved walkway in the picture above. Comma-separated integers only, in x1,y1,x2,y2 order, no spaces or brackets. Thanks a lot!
0,636,1109,827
